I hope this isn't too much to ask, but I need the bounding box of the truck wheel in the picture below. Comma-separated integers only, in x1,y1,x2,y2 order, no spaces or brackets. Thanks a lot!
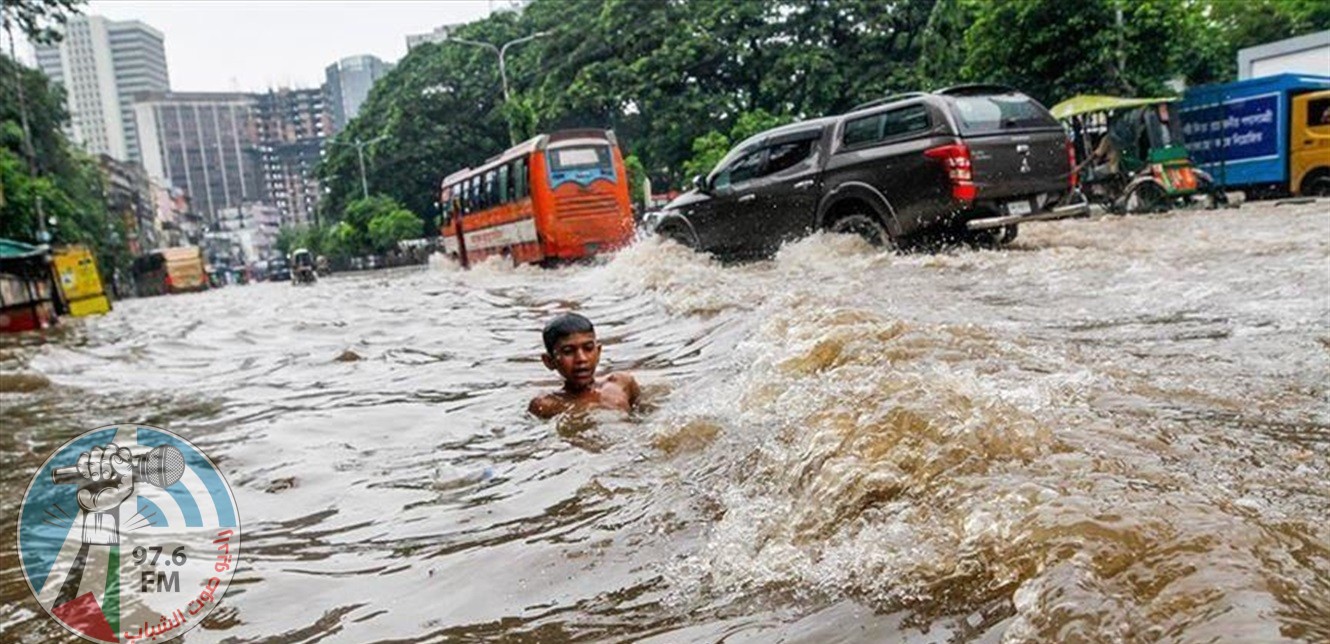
828,213,895,249
1303,173,1330,197
965,224,1017,249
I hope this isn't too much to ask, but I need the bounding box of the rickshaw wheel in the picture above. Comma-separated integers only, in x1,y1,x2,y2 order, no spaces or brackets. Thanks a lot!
1124,182,1168,214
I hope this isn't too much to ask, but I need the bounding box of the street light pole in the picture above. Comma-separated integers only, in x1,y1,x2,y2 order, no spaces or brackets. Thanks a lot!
448,32,550,143
330,135,388,200
355,145,369,199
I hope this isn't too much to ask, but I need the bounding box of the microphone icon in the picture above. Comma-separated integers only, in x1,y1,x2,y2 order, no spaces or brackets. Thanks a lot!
51,444,187,489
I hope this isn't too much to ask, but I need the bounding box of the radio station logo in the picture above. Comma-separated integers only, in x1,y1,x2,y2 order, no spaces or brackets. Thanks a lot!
18,424,242,643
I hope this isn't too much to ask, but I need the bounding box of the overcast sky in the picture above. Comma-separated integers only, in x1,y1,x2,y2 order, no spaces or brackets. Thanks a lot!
47,1,503,91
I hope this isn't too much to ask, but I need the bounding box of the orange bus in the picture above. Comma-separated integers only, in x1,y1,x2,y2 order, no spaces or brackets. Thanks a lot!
439,129,635,267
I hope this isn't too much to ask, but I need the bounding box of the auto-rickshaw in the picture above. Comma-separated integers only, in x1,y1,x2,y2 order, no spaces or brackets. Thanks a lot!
291,248,317,285
1052,95,1206,213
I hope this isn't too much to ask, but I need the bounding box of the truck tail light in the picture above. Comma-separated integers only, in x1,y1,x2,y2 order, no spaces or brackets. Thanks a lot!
924,144,976,202
1066,139,1079,189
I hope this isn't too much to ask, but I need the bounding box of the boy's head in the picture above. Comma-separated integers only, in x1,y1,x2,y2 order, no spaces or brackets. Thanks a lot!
541,313,600,390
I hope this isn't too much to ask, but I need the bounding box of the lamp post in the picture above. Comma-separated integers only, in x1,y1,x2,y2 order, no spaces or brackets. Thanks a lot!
330,135,388,199
447,31,550,144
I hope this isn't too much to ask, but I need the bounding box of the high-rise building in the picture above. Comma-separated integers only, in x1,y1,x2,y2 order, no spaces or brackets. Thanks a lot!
324,55,392,131
405,24,462,51
254,87,332,226
133,92,264,226
34,15,170,162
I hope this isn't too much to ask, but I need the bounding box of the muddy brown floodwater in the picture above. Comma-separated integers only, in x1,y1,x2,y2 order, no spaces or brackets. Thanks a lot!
2,200,1329,643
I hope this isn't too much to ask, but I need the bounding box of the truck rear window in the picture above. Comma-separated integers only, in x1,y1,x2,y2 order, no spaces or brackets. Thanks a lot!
949,94,1058,134
843,104,931,147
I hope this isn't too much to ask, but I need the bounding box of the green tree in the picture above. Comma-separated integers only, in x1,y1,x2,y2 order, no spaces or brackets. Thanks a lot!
274,226,299,256
1,52,127,276
917,0,979,89
316,0,1251,203
275,225,329,257
367,208,424,252
2,0,84,44
681,108,792,180
681,132,732,183
1199,0,1330,82
956,0,1283,105
342,194,400,233
325,221,362,262
623,153,648,211
320,194,423,256
317,17,516,224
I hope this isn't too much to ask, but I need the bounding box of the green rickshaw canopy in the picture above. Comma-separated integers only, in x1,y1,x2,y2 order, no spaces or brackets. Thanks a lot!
1050,95,1179,120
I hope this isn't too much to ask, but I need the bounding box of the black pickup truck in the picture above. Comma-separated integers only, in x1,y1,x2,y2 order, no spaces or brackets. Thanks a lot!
649,86,1089,256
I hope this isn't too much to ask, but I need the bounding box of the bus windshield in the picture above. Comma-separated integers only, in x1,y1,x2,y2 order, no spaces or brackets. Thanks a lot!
547,145,616,186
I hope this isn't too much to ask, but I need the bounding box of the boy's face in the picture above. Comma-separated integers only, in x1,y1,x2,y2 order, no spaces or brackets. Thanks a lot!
543,331,600,390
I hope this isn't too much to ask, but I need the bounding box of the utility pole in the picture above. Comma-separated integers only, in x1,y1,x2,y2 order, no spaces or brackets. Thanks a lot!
330,135,388,200
448,32,550,144
2,0,51,244
1115,7,1129,93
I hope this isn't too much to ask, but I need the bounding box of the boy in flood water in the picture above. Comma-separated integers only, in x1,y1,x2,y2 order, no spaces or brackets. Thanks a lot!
528,313,639,419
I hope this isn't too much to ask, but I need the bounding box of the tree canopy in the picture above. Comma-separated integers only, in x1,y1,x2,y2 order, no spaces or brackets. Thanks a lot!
1,48,131,276
276,195,423,265
318,0,1326,230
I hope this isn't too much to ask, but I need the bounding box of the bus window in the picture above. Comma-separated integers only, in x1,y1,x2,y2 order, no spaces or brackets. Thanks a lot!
515,157,528,198
498,165,510,203
484,170,497,208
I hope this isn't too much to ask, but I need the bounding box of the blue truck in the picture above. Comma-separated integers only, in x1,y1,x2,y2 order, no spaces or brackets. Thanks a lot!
1180,73,1330,197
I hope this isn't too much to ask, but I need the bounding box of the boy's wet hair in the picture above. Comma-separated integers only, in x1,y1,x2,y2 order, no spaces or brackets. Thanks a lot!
542,313,595,354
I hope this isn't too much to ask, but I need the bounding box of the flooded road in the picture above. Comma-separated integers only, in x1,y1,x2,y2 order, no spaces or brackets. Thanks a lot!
2,200,1329,642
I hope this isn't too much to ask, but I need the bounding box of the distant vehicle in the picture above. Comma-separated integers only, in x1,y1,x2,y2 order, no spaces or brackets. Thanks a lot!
132,246,208,296
1054,95,1202,213
291,248,317,285
647,191,680,211
267,256,291,282
439,129,635,267
1180,73,1330,197
315,255,330,276
649,86,1088,257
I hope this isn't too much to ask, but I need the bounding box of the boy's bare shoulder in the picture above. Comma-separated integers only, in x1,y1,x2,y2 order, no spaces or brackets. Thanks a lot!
605,372,640,402
528,393,566,419
605,372,637,385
